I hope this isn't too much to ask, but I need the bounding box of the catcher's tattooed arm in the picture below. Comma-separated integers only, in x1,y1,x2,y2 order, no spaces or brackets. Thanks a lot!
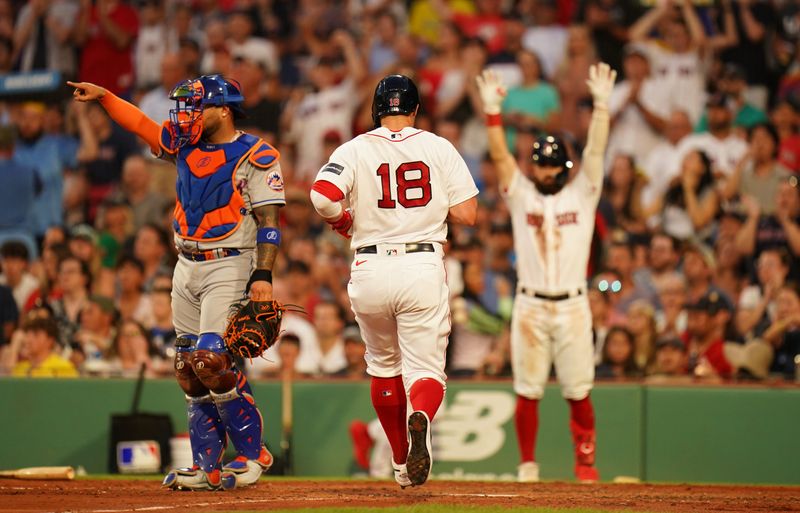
250,204,281,301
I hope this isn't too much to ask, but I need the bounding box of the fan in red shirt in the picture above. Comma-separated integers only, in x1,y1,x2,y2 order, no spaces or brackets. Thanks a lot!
75,0,139,95
434,0,505,54
682,291,734,379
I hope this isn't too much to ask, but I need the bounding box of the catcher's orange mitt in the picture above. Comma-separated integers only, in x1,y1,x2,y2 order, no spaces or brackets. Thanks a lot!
223,300,285,359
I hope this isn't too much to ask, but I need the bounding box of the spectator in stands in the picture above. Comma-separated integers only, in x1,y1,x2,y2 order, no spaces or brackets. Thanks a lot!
520,0,567,80
554,24,597,137
644,149,718,241
629,0,706,123
640,110,693,210
50,254,89,349
770,100,800,172
0,281,16,349
199,19,230,75
74,0,139,95
0,242,38,312
654,272,688,338
636,232,681,293
698,64,767,133
68,225,102,289
626,299,657,373
645,336,689,383
12,316,76,378
588,287,612,364
598,154,646,234
761,285,800,379
229,44,282,143
117,155,167,231
311,300,348,375
332,325,368,379
283,259,321,320
134,0,174,91
433,0,505,55
417,22,464,117
149,282,175,359
735,178,800,273
283,30,365,182
95,200,133,272
73,294,117,374
736,248,790,339
449,261,512,377
595,326,639,379
501,49,560,150
362,10,399,75
682,242,726,304
138,53,190,125
107,319,160,378
673,93,748,178
13,101,96,239
83,103,139,218
132,223,171,289
683,291,734,380
723,123,791,213
13,0,80,76
114,255,152,327
275,333,302,379
607,46,668,169
713,230,746,304
604,239,659,316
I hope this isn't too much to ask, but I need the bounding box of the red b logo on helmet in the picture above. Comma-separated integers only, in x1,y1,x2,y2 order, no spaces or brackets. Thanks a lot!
389,97,400,107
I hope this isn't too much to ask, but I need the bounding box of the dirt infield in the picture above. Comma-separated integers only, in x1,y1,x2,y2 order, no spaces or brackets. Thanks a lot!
1,477,799,513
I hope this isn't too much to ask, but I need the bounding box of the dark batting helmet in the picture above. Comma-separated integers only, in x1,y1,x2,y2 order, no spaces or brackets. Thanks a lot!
371,74,420,128
531,135,573,195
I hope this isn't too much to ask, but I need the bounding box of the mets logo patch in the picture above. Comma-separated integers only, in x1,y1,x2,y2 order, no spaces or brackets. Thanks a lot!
267,170,284,191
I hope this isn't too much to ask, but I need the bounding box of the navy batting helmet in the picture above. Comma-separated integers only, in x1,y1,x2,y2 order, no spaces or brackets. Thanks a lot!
531,135,573,195
371,74,420,128
168,75,245,148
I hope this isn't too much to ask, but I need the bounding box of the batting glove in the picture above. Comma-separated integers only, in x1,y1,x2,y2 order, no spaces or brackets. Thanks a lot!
586,62,617,110
328,209,353,239
475,69,507,115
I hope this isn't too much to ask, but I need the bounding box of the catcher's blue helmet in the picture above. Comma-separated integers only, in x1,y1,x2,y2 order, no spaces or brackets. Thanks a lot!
371,74,420,128
168,75,246,147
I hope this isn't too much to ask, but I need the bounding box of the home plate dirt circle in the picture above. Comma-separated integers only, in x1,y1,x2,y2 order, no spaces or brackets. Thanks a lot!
1,478,798,513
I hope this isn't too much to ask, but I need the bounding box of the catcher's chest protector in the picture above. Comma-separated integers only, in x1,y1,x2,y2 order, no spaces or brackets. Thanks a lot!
171,133,278,242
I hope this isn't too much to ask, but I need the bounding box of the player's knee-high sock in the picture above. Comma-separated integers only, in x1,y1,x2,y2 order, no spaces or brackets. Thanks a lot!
515,395,539,463
408,378,445,421
568,396,596,466
212,369,264,460
187,394,226,472
370,376,408,465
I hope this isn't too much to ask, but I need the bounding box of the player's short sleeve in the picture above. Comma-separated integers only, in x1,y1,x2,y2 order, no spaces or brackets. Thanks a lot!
314,142,357,196
442,138,478,207
246,160,286,208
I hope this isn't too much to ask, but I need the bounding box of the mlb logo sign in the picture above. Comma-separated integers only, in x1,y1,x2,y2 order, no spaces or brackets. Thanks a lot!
117,440,161,474
389,97,400,107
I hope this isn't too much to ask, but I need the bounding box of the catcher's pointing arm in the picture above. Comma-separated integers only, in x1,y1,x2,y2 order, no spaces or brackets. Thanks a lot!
250,204,281,301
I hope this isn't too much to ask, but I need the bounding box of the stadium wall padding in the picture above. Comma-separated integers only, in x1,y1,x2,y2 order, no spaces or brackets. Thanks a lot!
0,378,797,484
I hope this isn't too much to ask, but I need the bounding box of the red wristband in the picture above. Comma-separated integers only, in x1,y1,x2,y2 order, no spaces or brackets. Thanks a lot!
486,113,502,126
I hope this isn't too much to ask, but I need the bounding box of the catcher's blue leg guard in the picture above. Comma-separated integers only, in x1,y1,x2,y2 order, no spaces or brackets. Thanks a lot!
163,335,224,490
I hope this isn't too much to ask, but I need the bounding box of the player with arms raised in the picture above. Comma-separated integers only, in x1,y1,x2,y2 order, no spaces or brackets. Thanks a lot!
476,63,616,483
68,76,283,491
310,75,478,487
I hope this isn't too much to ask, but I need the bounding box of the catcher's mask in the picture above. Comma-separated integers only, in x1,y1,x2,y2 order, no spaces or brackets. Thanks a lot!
371,74,419,128
168,75,245,148
530,135,573,195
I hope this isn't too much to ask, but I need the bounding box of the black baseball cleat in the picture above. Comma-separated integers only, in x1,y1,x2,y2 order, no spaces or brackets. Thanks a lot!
406,411,432,486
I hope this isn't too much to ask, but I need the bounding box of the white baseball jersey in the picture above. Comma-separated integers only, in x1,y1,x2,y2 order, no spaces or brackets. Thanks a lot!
314,126,478,248
503,170,601,294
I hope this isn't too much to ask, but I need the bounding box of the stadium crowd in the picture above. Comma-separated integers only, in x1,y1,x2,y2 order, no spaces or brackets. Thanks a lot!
0,0,799,384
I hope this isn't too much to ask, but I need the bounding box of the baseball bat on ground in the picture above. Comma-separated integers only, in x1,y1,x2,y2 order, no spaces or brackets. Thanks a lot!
0,466,75,480
280,369,293,475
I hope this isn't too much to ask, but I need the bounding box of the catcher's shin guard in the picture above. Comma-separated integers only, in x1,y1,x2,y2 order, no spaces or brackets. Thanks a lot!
212,370,264,456
187,394,226,473
162,467,222,491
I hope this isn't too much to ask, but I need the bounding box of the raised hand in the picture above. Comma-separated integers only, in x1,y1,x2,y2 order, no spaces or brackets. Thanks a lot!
475,69,507,115
585,62,617,109
66,81,107,102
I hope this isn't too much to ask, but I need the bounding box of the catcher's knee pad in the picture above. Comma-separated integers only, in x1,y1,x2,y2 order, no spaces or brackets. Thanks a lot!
175,336,208,396
191,334,236,392
186,394,226,473
211,370,263,460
